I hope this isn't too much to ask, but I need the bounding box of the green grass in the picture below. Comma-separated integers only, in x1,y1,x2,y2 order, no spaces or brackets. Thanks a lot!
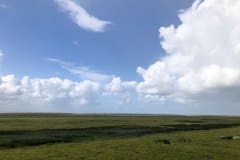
0,114,240,159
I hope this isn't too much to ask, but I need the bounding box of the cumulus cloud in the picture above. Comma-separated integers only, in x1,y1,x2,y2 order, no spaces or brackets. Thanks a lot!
0,74,138,112
0,75,100,111
47,58,112,82
105,77,136,93
137,0,240,106
54,0,111,32
104,77,137,104
0,75,21,96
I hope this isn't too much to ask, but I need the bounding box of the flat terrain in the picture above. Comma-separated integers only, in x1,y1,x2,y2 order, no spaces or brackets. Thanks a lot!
0,114,240,160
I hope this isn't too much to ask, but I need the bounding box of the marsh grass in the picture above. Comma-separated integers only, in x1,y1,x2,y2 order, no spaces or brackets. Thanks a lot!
0,114,240,159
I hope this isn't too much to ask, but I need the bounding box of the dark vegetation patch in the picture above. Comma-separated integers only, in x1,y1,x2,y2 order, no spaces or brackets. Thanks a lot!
0,122,239,148
176,120,204,124
154,139,173,145
178,137,191,143
220,136,240,140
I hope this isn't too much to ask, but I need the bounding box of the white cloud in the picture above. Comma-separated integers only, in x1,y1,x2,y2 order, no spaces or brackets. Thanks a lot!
137,0,240,106
105,77,137,93
104,77,137,104
46,58,139,106
54,0,111,32
0,75,100,111
47,58,112,82
0,74,139,112
0,75,21,96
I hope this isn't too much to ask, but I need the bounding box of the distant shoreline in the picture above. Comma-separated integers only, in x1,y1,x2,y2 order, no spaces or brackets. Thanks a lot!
0,112,239,117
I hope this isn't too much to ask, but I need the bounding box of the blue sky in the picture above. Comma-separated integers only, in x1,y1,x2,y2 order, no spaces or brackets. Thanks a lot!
0,0,193,80
1,0,240,114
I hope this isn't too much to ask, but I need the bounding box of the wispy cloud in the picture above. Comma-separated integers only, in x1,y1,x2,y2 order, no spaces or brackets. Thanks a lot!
73,41,79,46
47,58,112,81
0,50,4,61
0,4,8,9
54,0,111,32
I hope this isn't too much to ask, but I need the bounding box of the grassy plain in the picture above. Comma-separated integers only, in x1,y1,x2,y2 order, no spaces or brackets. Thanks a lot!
0,114,240,160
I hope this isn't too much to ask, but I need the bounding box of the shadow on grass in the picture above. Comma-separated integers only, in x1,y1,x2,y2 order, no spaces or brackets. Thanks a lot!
0,123,239,148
